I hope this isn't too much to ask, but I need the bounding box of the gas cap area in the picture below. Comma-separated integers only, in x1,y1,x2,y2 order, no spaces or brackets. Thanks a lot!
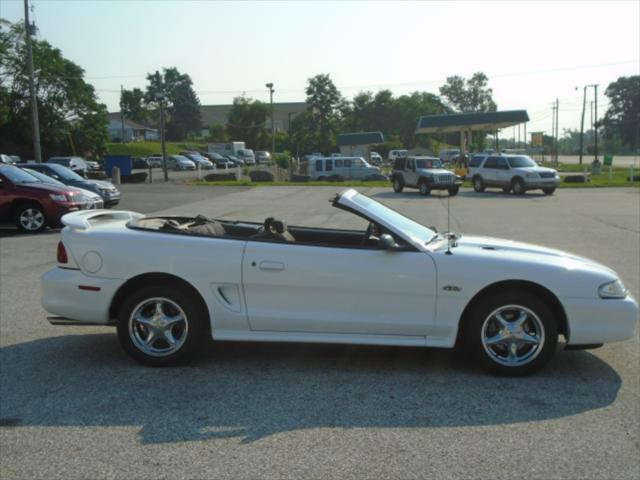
82,251,103,273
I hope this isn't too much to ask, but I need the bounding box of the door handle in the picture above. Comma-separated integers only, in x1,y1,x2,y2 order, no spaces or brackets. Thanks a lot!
258,261,285,271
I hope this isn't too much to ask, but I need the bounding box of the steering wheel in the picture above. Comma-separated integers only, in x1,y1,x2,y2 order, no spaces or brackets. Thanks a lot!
361,222,375,245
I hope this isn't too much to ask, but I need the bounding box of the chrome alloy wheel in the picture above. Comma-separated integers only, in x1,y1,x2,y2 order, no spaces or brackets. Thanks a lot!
19,208,45,231
128,297,189,357
481,304,545,367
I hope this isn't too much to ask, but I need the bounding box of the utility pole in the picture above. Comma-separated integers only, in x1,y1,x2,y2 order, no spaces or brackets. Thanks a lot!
24,0,41,162
555,98,560,163
577,86,587,165
120,85,126,142
593,84,599,162
265,83,275,156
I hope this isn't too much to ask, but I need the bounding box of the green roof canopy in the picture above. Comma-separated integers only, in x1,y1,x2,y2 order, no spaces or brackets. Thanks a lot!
337,131,384,146
416,110,529,134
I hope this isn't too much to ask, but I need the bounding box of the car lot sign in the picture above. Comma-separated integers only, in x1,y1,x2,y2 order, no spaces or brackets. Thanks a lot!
531,132,544,148
603,154,613,166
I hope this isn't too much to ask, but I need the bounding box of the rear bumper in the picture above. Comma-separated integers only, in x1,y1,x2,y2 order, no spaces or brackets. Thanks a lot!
42,267,123,325
564,295,639,345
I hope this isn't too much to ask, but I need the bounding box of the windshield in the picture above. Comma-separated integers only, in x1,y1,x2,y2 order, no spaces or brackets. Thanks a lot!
23,168,65,185
0,166,41,184
416,159,442,169
508,156,537,168
347,192,436,243
47,163,85,181
174,155,190,162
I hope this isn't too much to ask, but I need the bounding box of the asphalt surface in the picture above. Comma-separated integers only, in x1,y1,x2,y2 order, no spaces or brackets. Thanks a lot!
0,185,638,479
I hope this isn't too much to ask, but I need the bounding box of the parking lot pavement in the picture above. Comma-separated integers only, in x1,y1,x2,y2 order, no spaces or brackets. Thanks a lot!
1,186,638,479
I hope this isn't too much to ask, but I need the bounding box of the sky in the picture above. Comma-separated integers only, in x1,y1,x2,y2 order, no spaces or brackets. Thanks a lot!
1,0,639,138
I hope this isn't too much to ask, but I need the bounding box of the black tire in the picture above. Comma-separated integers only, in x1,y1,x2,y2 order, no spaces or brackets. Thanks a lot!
502,187,511,193
116,284,208,366
14,203,46,233
392,177,404,193
448,185,460,196
512,177,526,195
543,188,556,195
472,176,485,192
418,180,431,196
463,291,558,376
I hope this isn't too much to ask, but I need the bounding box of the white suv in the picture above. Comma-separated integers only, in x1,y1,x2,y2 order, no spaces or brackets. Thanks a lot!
468,154,560,195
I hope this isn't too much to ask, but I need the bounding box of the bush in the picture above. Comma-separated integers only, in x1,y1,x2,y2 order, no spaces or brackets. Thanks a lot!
564,174,589,183
290,174,310,182
204,172,237,181
249,170,275,182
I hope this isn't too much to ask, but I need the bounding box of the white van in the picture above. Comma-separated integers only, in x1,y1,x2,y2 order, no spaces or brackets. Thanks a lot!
308,157,381,180
439,149,460,163
388,150,408,161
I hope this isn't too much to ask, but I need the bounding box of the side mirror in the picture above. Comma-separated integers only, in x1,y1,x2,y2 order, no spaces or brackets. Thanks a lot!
379,233,399,250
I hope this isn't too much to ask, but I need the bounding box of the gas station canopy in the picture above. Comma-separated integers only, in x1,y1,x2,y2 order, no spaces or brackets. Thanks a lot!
415,110,529,134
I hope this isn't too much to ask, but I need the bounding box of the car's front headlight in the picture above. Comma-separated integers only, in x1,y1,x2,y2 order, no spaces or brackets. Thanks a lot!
599,279,627,299
49,193,67,202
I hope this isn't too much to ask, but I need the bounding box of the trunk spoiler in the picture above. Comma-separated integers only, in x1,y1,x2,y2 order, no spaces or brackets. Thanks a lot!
61,210,144,231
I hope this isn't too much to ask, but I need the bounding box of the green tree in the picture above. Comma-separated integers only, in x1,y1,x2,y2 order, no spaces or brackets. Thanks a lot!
439,72,497,112
207,123,228,142
225,96,269,149
145,67,201,141
603,75,640,149
0,19,108,158
119,88,147,124
305,74,343,152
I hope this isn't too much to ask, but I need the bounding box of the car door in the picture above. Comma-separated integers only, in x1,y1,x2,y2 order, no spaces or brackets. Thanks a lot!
0,174,13,219
405,158,418,186
495,157,511,185
482,156,499,184
242,240,437,336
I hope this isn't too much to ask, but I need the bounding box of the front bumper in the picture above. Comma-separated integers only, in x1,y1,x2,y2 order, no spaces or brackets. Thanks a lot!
524,177,561,189
564,295,639,345
428,179,463,190
42,267,123,325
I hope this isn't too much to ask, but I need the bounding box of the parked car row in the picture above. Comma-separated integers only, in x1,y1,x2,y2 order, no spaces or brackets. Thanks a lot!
0,161,121,233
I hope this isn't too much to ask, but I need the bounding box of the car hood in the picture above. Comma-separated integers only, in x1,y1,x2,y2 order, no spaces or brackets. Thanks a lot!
417,168,454,175
17,182,75,195
87,180,117,189
455,235,615,274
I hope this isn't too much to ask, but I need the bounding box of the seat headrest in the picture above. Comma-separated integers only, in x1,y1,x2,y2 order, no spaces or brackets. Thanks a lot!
271,220,287,234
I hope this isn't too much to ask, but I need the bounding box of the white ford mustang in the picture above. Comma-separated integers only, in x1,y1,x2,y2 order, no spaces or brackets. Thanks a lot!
42,189,638,375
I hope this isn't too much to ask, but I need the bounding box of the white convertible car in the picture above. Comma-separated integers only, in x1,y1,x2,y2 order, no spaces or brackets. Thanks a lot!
42,189,638,375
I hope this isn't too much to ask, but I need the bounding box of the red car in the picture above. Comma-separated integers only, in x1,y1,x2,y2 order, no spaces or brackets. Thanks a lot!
0,164,88,233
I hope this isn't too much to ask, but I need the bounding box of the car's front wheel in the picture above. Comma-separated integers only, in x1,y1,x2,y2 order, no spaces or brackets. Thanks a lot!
392,177,404,193
472,176,485,192
419,181,431,196
463,291,558,376
543,188,556,195
14,203,46,233
117,285,207,366
448,185,460,196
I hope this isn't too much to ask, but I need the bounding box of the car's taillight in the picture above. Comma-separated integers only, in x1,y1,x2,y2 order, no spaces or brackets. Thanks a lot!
57,241,68,264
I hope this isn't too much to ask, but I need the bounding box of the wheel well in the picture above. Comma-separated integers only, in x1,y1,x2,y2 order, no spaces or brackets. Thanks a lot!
472,175,482,182
511,176,524,185
458,280,568,339
418,176,431,185
109,273,210,331
11,198,43,214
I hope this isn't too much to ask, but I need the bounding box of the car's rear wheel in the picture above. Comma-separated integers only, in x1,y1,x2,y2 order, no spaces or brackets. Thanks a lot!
512,178,526,195
463,291,558,376
543,188,556,195
117,285,207,366
419,181,431,196
392,177,404,193
472,176,485,192
448,185,460,196
14,203,46,233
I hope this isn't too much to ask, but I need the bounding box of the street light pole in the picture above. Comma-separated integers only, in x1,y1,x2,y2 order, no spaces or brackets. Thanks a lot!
24,0,41,162
576,86,587,165
593,84,599,162
156,92,168,182
265,83,275,155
